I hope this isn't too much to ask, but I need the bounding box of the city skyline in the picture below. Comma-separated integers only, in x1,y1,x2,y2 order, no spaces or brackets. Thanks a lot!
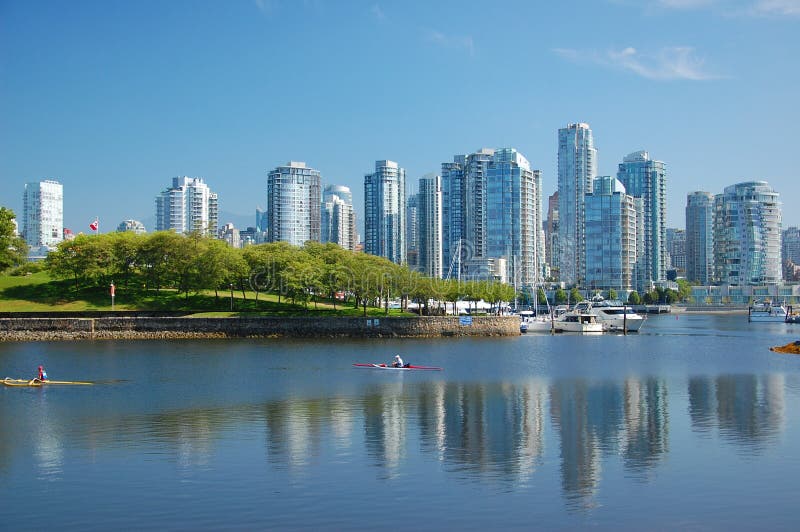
1,1,798,232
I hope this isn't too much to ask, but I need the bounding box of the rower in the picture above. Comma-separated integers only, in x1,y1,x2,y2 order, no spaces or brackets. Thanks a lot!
38,365,48,381
392,355,404,368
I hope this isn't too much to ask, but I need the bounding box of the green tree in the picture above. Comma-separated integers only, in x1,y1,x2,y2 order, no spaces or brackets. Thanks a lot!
628,291,641,305
554,288,567,305
0,207,27,272
607,288,617,301
676,279,692,302
569,287,584,304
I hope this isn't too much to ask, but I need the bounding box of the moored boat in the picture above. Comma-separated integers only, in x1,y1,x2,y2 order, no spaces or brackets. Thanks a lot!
574,299,646,332
553,311,604,333
748,300,789,322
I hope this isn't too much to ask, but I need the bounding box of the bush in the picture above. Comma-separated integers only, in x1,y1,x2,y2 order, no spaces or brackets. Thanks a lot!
9,262,45,276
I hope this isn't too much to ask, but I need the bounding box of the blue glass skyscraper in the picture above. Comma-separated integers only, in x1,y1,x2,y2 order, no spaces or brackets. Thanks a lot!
617,151,667,292
364,160,406,265
558,123,597,286
685,191,714,285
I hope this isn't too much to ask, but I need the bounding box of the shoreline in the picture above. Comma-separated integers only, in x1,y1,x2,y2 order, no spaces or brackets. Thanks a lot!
0,315,521,342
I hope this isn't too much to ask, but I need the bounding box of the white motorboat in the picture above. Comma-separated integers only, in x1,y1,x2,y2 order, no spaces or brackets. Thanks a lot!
748,300,788,322
519,311,555,333
574,299,646,332
553,309,604,333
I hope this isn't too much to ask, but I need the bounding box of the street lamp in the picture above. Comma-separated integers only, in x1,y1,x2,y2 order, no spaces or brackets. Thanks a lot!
229,283,234,311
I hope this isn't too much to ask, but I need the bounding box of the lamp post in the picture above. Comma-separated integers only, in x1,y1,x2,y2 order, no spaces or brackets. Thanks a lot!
110,281,115,311
229,283,234,311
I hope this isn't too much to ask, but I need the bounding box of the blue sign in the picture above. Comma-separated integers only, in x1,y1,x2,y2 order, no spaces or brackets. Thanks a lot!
459,316,473,326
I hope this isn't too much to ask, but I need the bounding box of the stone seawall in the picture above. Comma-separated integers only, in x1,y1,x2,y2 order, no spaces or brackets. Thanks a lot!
0,316,520,341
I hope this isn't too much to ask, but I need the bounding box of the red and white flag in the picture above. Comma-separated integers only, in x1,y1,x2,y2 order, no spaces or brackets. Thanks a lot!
89,219,99,231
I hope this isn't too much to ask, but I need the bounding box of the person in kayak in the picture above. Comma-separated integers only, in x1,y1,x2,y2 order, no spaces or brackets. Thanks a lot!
392,355,405,368
37,365,48,381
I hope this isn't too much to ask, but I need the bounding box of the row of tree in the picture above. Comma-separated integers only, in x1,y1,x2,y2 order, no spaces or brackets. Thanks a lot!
0,207,27,271
41,231,517,314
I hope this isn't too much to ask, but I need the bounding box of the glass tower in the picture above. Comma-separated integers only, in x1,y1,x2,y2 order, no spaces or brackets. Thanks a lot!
23,179,63,248
155,176,219,236
584,176,642,291
418,174,443,278
713,181,782,285
558,123,597,286
364,160,406,264
485,148,542,287
266,162,321,246
685,191,714,285
321,184,355,251
783,226,800,267
616,150,667,292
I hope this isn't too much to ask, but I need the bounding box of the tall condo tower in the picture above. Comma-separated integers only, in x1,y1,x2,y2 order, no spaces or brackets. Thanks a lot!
155,177,218,235
418,174,443,278
685,191,714,285
266,162,322,246
364,160,406,264
584,176,642,291
440,148,495,278
23,179,63,248
617,150,667,292
486,148,543,286
713,181,782,285
321,184,356,251
558,123,597,286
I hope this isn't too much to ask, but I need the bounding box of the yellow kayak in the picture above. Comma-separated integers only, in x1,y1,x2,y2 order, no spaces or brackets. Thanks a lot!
3,377,94,387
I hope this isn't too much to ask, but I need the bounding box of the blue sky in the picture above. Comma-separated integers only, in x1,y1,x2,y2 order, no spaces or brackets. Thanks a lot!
1,0,798,233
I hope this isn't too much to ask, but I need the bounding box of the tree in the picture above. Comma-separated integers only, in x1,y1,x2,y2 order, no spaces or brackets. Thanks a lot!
607,288,617,301
0,207,27,272
628,291,641,305
569,287,584,304
554,288,567,305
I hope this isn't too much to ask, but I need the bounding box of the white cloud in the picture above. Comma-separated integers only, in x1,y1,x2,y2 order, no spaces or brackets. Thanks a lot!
423,29,475,56
554,46,720,81
749,0,800,15
371,4,386,20
254,0,275,16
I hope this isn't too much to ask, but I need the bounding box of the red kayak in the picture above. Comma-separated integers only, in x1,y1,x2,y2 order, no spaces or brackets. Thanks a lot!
353,363,443,371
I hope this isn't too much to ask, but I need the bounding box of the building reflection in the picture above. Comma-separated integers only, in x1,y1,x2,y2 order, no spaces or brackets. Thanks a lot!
687,374,785,449
0,373,787,506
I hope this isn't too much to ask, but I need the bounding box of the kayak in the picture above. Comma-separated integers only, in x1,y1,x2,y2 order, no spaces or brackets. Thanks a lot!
352,363,442,371
2,377,94,387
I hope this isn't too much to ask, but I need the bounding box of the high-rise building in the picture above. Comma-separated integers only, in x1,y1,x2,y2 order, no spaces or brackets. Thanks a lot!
558,123,597,286
584,176,642,291
364,160,406,264
255,207,268,233
441,149,494,278
783,226,800,281
405,193,419,271
485,148,543,286
23,179,63,248
155,177,218,235
418,174,443,278
321,184,355,251
713,181,782,285
666,228,686,273
617,150,667,291
685,191,714,285
267,161,321,246
545,191,559,279
783,226,800,265
117,219,146,234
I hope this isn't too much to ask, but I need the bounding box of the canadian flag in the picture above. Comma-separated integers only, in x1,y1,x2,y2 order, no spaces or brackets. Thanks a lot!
89,219,99,231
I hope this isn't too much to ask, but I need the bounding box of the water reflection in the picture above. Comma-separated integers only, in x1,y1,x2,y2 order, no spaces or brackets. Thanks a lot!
0,373,788,507
688,374,784,452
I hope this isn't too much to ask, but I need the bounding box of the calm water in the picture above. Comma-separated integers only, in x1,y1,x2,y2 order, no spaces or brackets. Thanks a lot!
2,313,800,530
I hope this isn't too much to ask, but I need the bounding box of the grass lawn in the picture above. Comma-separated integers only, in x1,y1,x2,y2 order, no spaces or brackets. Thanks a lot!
0,272,415,317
